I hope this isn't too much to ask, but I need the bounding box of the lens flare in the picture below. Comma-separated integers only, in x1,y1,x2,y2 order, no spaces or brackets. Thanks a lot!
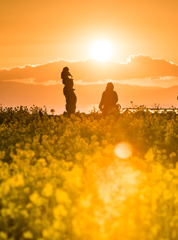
114,142,132,159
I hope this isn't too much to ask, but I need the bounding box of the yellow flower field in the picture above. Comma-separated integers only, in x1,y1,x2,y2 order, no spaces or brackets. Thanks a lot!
0,107,178,240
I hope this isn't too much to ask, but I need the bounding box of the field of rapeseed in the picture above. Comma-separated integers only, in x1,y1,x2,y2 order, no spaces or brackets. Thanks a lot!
1,106,178,240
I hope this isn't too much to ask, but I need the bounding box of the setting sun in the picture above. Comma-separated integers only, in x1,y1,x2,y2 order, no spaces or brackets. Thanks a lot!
91,40,113,61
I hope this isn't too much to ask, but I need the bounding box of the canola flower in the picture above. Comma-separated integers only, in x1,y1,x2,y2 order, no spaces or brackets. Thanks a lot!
0,107,178,239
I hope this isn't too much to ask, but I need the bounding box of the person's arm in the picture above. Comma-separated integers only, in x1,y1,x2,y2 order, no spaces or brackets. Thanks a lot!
61,71,64,79
111,91,118,104
68,72,73,78
115,92,118,103
99,92,105,111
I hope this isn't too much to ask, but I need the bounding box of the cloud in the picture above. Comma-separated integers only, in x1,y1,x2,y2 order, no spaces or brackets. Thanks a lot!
0,55,178,84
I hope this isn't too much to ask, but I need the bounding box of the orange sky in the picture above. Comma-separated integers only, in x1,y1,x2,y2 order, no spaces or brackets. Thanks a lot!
1,0,178,112
1,0,178,68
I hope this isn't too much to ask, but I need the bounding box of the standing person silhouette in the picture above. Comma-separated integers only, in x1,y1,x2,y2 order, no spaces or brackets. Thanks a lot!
99,82,118,117
61,67,77,116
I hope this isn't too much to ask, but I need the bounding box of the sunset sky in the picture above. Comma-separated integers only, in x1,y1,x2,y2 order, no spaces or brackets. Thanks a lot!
1,0,178,112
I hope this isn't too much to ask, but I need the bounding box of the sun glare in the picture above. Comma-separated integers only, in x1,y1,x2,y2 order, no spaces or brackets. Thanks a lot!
91,40,113,61
114,142,132,159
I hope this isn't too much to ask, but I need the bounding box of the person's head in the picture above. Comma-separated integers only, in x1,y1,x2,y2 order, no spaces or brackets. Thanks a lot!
106,82,114,90
63,67,69,72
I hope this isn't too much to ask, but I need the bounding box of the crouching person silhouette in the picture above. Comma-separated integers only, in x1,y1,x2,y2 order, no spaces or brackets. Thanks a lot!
61,67,77,116
99,82,118,117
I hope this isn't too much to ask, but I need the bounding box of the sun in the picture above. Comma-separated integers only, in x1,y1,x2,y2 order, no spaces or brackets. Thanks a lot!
91,40,113,61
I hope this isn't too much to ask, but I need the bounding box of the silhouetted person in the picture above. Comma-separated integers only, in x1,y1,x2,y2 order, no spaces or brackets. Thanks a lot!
99,82,118,117
61,67,74,88
61,67,77,115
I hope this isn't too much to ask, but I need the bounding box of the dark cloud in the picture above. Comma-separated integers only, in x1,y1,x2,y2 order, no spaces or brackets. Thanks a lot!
0,55,178,84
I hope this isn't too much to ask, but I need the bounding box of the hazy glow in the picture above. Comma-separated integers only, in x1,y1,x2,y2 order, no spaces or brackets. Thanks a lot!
114,142,132,159
91,41,113,61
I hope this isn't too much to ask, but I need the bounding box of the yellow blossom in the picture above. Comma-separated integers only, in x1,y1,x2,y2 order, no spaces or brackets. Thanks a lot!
23,231,33,239
29,191,43,206
53,204,68,219
0,232,7,239
42,183,53,197
55,189,70,204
